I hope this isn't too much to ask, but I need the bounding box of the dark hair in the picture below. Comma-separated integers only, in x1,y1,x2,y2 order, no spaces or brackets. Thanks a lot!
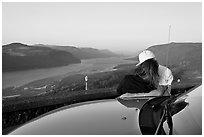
135,58,159,89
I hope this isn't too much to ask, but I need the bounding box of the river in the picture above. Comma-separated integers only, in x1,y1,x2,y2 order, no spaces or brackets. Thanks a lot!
2,57,135,89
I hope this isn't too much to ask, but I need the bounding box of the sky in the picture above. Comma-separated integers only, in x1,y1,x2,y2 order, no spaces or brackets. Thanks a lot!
2,2,202,55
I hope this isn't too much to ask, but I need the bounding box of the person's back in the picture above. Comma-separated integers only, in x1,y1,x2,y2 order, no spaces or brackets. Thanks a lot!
117,74,156,95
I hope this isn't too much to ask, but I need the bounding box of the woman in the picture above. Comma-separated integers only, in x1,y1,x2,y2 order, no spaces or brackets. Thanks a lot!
117,50,171,97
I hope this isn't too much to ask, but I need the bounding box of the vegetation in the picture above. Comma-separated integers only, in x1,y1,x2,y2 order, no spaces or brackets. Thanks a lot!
2,42,202,134
2,43,81,72
2,63,201,134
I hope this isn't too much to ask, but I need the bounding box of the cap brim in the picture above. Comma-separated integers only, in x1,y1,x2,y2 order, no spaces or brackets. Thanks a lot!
136,57,156,67
136,62,141,66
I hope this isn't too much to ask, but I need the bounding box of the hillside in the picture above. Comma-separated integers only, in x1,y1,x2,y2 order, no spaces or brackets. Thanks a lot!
127,42,202,88
2,43,81,72
79,47,119,59
127,43,201,69
34,44,119,59
147,43,202,69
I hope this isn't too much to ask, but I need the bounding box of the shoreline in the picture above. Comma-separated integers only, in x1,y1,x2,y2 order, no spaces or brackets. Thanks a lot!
3,57,134,89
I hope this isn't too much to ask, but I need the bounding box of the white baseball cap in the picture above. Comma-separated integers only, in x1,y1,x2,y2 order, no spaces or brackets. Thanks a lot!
136,50,156,66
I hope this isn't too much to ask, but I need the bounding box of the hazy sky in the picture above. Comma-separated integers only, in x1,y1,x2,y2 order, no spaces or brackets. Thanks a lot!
2,2,202,54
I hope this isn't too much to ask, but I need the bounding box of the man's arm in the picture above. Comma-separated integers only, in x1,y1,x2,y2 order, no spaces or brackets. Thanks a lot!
166,85,171,95
157,85,171,96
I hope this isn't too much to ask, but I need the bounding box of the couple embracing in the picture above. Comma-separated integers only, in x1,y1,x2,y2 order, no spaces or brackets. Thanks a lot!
117,50,173,98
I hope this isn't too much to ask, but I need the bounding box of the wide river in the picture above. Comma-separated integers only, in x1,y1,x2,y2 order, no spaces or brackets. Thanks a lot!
2,57,135,89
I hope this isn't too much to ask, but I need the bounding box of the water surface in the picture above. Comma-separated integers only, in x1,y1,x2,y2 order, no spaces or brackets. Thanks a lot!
3,57,135,89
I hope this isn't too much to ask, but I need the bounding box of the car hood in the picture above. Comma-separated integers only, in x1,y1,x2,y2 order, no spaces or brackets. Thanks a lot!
10,85,202,135
10,97,150,135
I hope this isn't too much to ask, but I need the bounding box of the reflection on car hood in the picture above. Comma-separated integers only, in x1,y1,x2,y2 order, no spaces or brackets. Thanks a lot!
10,97,150,135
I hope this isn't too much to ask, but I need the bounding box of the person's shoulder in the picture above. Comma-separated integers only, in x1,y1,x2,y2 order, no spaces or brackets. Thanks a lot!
158,65,173,85
159,65,172,73
159,64,168,70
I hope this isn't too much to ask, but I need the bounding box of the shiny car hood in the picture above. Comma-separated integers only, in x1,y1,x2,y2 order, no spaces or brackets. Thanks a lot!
10,85,202,135
10,97,150,135
171,85,202,135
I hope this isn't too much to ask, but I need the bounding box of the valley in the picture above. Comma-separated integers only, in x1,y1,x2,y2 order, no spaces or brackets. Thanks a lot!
2,42,202,134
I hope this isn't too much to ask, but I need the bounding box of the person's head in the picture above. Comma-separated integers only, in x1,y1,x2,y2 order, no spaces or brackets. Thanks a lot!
135,50,159,88
136,50,156,66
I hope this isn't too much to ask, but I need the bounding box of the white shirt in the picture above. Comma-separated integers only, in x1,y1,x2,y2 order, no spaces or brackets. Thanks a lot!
158,65,173,86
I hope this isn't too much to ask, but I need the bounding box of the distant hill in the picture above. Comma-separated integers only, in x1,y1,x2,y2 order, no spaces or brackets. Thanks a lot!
127,42,202,87
2,43,81,72
147,43,202,69
34,44,120,59
127,42,202,70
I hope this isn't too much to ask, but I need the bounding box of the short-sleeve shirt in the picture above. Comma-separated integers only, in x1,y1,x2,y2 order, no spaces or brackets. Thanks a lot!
158,65,173,86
